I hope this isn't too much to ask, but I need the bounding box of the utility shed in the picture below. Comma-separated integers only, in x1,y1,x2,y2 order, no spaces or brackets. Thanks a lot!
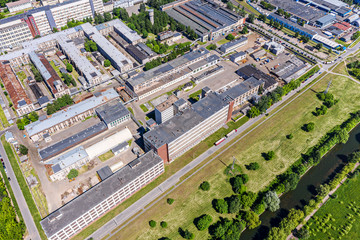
97,166,113,181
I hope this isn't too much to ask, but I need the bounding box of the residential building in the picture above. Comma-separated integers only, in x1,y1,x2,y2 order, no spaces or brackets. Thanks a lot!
95,100,131,129
126,48,220,100
219,37,248,53
163,0,245,42
6,0,32,13
40,150,164,240
154,95,179,124
45,146,90,181
0,62,35,116
29,52,70,98
25,88,119,142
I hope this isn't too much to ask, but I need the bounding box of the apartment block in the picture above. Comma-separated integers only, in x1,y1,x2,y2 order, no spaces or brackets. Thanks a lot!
41,150,164,240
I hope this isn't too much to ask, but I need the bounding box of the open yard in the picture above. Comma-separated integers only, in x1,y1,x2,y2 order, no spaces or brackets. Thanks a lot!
304,168,360,240
98,151,115,162
111,73,360,240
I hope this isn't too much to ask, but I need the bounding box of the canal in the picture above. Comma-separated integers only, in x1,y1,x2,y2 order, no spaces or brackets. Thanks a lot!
241,124,360,240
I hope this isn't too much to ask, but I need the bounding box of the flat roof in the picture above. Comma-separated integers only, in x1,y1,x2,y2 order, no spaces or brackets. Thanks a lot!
236,64,277,89
39,122,107,161
47,146,88,174
95,99,130,125
313,34,340,48
96,166,113,181
155,95,179,112
144,92,228,148
25,88,118,137
6,0,31,7
220,37,248,51
41,150,163,238
127,48,210,87
230,51,246,58
220,77,263,101
111,19,142,43
111,141,128,152
316,14,336,24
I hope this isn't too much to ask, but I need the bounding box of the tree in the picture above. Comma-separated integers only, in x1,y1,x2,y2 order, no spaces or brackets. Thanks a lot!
253,202,266,214
104,12,112,22
241,25,248,34
53,27,59,32
160,221,168,228
140,3,146,12
199,181,210,191
167,198,174,205
316,183,330,198
207,43,217,50
246,162,260,170
213,199,228,214
242,211,261,229
194,214,212,231
149,220,156,228
283,172,300,191
286,133,293,139
315,43,323,50
228,195,241,213
16,119,25,130
226,34,235,41
264,191,280,212
295,228,310,239
247,13,255,23
348,150,360,163
66,63,73,72
19,144,28,155
28,111,39,122
67,169,79,179
258,14,267,22
104,59,111,67
303,122,315,132
238,192,257,210
230,175,246,194
179,228,194,239
263,151,275,160
247,106,260,118
85,40,98,52
294,32,299,38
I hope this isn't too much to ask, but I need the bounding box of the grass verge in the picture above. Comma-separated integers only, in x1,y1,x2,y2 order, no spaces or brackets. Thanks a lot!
99,151,115,162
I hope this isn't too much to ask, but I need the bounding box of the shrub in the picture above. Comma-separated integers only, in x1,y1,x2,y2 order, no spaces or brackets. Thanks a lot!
213,199,228,214
303,122,315,132
149,220,156,228
179,228,194,239
199,181,210,191
286,133,293,139
226,34,235,41
246,162,260,170
160,221,168,228
167,198,174,205
263,151,275,160
104,59,111,67
194,214,212,231
19,144,28,155
67,169,78,179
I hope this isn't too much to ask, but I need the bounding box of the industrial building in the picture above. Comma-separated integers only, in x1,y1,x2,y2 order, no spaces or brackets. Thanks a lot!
272,57,309,83
45,146,90,181
219,37,248,53
236,64,278,92
0,0,104,52
38,122,107,161
313,34,341,49
144,78,263,162
6,0,32,13
230,51,246,63
154,95,179,124
29,52,70,98
268,13,318,39
95,100,131,129
263,40,285,55
126,48,220,100
112,142,129,155
315,14,336,28
25,88,119,142
125,44,156,64
0,62,35,116
163,0,245,42
41,150,164,240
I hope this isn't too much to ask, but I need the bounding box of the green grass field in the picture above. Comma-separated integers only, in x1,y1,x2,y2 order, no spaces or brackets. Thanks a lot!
304,169,360,240
98,151,114,162
112,73,360,240
332,61,348,76
217,39,229,45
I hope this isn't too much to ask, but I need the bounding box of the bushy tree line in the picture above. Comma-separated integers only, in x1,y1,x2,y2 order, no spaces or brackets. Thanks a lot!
16,112,39,130
60,17,93,31
347,60,360,80
84,39,98,52
351,31,360,40
247,66,320,118
46,94,73,115
260,1,275,10
30,64,43,82
62,73,77,87
0,177,25,239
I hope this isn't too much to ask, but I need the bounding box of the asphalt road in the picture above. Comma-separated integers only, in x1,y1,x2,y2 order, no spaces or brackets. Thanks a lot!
0,130,41,240
90,42,360,239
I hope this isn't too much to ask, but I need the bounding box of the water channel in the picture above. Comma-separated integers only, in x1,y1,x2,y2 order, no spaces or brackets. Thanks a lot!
241,124,360,240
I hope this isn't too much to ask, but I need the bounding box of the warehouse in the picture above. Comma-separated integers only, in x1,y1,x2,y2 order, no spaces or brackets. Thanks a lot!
126,48,219,99
313,34,341,49
84,128,132,159
219,37,248,53
45,146,90,181
41,150,164,240
236,64,278,92
164,0,244,41
315,15,336,28
25,88,118,142
272,57,309,83
230,51,246,63
95,100,131,129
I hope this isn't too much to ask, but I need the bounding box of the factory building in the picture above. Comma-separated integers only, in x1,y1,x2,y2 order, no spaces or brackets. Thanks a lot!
29,51,70,98
126,48,220,100
272,57,309,83
0,0,104,52
41,150,164,240
236,64,278,92
219,37,248,53
154,95,179,124
25,88,119,142
95,100,131,129
230,51,246,63
263,40,285,55
163,0,245,42
0,62,35,116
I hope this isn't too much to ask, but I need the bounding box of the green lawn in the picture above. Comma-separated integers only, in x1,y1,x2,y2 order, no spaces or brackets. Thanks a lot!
17,71,27,81
140,104,149,112
0,105,8,129
217,39,229,45
335,39,350,48
127,107,134,115
98,151,115,162
332,61,348,76
304,169,360,240
113,73,360,240
1,136,47,239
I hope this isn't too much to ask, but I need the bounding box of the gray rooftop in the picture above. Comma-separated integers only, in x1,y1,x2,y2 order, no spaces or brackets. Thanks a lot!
236,64,278,89
111,19,142,44
220,77,263,101
127,48,210,87
29,51,51,80
316,14,336,25
47,146,89,174
96,166,113,181
25,88,118,137
40,150,163,238
38,122,107,161
230,51,246,59
269,13,318,36
144,92,228,148
111,141,128,153
220,37,248,52
174,98,188,108
95,99,130,125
